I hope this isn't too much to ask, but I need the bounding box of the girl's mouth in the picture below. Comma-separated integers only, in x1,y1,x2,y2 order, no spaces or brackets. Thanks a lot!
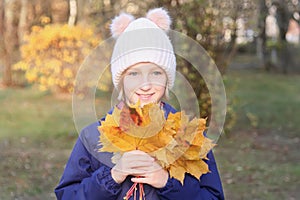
136,93,154,100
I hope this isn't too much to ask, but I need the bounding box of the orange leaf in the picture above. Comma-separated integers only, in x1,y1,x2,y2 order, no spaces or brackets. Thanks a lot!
184,159,210,179
169,161,187,185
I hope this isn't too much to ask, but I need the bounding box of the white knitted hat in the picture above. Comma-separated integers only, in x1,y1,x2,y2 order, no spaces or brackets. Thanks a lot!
110,8,176,89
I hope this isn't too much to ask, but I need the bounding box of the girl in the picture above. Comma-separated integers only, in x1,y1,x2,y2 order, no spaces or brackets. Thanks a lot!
55,8,224,200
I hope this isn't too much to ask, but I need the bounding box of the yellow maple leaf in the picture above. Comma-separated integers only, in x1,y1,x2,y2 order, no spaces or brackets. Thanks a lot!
199,138,216,159
98,103,173,154
184,159,210,181
168,154,211,184
169,161,186,184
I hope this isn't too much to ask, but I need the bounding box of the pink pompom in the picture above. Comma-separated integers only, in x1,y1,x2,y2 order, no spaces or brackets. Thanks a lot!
110,13,135,38
146,8,171,32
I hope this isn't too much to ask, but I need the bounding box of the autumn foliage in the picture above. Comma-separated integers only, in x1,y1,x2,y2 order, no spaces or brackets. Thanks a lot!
14,24,100,93
98,102,215,184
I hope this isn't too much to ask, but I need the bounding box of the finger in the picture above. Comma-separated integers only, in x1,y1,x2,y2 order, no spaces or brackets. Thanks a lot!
133,162,163,171
127,150,154,158
127,155,154,162
122,153,154,163
128,160,155,168
114,168,149,176
131,176,150,184
114,163,154,173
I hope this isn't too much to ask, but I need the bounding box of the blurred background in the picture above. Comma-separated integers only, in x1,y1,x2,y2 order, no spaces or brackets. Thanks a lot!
0,0,299,199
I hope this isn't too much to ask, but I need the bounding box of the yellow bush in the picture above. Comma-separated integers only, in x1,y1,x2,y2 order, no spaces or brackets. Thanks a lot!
14,24,100,93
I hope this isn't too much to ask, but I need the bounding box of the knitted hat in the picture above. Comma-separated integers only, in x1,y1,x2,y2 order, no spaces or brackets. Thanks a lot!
110,8,176,89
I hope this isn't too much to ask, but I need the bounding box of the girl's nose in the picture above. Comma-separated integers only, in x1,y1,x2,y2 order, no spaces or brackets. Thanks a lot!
139,75,151,91
140,82,151,91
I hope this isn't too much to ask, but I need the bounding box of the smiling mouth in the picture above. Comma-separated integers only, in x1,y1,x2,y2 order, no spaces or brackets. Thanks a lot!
136,93,154,100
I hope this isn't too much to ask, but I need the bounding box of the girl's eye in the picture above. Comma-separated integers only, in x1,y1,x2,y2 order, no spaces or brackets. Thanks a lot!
127,71,138,76
152,71,162,75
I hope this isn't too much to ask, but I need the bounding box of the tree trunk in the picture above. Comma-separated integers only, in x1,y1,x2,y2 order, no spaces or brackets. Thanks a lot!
0,0,5,85
68,0,77,26
0,0,5,52
274,1,291,74
258,0,268,70
2,0,19,86
51,0,69,24
18,0,29,45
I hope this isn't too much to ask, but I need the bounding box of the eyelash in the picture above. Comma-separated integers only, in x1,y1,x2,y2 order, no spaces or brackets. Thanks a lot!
128,72,138,76
152,71,162,75
126,71,163,76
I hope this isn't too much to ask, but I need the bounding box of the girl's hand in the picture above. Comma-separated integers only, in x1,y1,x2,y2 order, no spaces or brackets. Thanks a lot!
111,150,156,184
130,162,169,188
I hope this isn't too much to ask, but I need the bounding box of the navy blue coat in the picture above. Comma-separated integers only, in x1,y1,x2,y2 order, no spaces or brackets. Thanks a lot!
55,103,224,200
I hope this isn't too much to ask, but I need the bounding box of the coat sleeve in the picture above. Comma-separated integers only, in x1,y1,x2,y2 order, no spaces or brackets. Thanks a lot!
157,150,225,200
54,136,121,200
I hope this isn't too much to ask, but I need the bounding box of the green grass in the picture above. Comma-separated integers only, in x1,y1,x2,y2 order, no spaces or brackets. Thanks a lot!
0,87,76,139
224,69,300,135
0,69,299,199
0,86,77,200
217,68,300,199
215,130,299,199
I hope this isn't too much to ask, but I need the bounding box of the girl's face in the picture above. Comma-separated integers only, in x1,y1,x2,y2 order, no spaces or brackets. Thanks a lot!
122,62,167,107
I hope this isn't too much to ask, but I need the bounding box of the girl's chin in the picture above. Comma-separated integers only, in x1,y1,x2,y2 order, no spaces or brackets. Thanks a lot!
130,98,157,106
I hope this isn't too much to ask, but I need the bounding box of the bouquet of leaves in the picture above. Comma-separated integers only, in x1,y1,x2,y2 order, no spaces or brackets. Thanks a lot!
98,102,215,199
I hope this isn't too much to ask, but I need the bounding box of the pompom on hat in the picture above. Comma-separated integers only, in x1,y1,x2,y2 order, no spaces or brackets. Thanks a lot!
110,8,176,89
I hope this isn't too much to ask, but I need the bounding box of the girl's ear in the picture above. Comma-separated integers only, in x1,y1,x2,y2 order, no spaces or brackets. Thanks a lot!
146,8,171,32
110,13,135,38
